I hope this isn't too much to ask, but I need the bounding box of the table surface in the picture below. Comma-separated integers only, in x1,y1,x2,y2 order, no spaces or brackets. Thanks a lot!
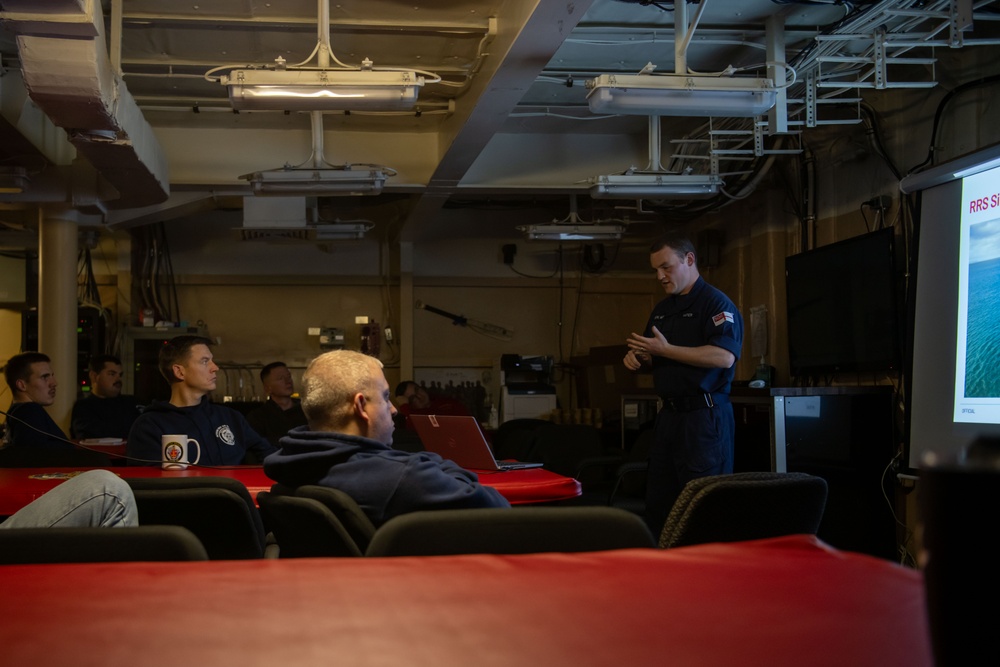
78,441,128,461
0,535,932,667
0,465,580,516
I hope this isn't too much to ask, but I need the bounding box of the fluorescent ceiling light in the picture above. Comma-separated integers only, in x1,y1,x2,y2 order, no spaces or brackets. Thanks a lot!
242,167,388,196
518,224,625,241
586,74,777,117
222,69,423,111
589,173,723,199
313,223,372,240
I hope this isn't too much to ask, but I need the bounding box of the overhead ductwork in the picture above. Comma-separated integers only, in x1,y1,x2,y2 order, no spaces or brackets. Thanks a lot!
1,0,169,209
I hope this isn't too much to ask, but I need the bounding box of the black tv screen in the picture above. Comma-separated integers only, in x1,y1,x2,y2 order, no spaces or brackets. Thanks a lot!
785,228,900,376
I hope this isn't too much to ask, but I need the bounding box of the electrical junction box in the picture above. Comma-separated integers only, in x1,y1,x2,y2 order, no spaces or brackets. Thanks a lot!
319,327,345,349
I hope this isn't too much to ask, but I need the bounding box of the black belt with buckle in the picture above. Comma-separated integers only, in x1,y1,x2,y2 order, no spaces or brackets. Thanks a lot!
662,393,726,412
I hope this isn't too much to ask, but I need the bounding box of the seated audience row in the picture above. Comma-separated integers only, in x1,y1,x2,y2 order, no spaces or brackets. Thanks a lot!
3,340,507,529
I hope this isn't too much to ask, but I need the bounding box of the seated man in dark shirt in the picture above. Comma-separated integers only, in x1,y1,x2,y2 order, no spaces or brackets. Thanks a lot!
246,361,307,448
1,352,109,467
71,355,142,440
126,335,275,466
264,350,509,527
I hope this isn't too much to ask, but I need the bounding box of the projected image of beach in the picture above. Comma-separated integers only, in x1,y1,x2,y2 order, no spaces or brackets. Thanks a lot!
965,217,1000,397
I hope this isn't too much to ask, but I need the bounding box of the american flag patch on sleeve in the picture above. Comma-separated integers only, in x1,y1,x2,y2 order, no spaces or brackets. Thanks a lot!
712,311,735,326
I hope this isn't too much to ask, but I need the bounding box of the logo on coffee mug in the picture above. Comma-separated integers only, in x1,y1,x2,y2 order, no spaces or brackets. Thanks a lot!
164,441,184,462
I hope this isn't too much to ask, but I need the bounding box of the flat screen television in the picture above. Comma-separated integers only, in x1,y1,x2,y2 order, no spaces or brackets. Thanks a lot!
785,227,900,376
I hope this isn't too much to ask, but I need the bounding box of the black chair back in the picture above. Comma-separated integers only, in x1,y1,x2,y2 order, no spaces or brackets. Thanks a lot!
294,485,377,552
528,423,618,494
127,478,267,559
608,428,654,515
530,423,606,471
257,491,363,557
0,525,208,563
659,472,829,549
365,506,655,557
491,418,549,461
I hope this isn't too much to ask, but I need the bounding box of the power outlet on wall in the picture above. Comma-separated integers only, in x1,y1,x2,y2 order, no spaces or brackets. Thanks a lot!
501,244,517,265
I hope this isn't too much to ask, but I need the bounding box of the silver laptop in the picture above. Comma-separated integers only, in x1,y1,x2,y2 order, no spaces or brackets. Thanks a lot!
409,415,543,471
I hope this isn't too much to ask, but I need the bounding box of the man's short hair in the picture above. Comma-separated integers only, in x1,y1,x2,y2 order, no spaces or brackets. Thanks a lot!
302,350,383,430
650,234,697,263
88,354,122,375
3,352,50,393
394,380,418,398
158,335,214,383
260,361,288,383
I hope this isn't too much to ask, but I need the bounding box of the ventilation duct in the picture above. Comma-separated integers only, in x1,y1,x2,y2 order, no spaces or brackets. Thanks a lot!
1,0,170,209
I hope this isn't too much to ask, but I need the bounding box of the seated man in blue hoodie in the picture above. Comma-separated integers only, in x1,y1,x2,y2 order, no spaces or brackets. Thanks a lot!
126,335,275,466
264,349,509,527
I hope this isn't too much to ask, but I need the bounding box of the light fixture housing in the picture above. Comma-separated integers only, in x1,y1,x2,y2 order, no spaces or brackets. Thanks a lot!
589,173,723,199
235,222,373,242
242,167,388,196
518,223,625,241
311,223,373,240
0,166,30,194
586,74,777,117
222,69,424,111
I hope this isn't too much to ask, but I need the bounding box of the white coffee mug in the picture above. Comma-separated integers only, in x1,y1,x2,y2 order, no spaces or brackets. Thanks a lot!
161,434,201,470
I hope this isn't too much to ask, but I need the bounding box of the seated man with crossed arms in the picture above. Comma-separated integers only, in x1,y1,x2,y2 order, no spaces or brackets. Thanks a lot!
71,354,142,440
246,361,307,448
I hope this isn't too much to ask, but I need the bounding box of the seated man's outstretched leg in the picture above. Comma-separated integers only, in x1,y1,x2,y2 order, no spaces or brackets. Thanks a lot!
0,469,138,529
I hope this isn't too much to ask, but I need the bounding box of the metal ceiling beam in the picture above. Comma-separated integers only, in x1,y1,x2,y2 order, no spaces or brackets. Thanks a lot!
118,13,492,35
397,0,599,241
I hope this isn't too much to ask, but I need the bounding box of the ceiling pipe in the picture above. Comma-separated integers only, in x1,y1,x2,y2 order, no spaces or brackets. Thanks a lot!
674,0,711,75
646,116,664,172
318,0,331,69
309,0,333,161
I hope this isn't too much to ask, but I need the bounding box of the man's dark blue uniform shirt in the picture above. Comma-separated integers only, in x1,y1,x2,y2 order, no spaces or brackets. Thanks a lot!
644,276,744,398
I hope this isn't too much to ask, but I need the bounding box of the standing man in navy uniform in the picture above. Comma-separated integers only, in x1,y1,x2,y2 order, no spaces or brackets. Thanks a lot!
624,234,743,535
